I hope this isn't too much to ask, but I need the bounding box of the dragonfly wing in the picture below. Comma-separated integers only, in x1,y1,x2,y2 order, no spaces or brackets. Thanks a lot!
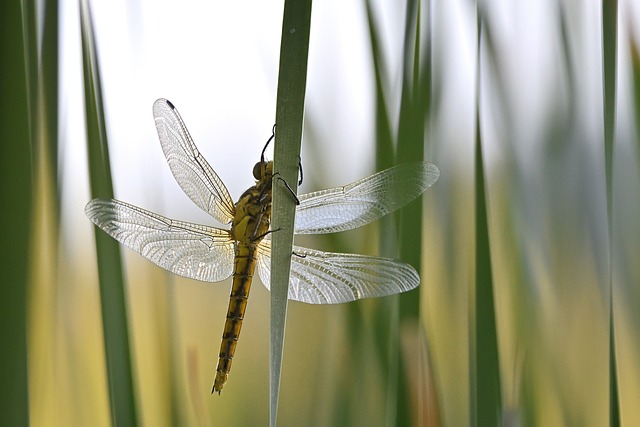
294,162,439,234
153,98,235,224
256,240,419,304
86,199,235,282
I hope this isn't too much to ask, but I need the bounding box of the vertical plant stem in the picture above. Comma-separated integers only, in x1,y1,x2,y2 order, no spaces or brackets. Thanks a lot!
80,1,138,425
471,13,502,427
0,0,34,425
42,0,60,223
602,0,619,425
396,1,432,425
270,0,312,425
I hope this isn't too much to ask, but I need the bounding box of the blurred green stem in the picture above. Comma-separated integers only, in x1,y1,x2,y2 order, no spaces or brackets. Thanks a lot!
0,0,34,425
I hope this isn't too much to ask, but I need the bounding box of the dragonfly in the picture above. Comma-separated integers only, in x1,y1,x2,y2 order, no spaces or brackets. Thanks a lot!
85,98,439,394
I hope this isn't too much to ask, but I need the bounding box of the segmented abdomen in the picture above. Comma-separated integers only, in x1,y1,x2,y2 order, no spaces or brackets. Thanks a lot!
212,242,258,394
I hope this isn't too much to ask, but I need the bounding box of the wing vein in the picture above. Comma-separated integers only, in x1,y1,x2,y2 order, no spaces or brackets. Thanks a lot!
86,198,235,282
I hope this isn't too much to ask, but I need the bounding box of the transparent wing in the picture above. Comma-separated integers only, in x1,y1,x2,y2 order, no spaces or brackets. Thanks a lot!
295,162,439,234
85,198,235,282
153,98,235,224
255,240,419,304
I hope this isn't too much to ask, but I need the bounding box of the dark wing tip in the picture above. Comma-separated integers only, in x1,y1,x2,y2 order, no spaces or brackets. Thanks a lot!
152,98,174,112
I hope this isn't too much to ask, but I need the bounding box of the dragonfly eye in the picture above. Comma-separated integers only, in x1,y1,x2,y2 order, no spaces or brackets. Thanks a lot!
253,162,264,180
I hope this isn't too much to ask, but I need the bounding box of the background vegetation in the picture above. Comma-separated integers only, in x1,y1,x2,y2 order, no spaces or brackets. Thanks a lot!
2,0,640,425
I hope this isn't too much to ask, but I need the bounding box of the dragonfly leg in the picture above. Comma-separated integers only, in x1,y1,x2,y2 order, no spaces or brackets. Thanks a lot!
251,227,281,242
272,173,300,205
297,156,303,185
260,124,276,164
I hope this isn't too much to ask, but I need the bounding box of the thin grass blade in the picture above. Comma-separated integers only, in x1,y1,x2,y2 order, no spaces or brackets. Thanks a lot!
42,0,60,223
271,0,312,425
471,15,502,427
396,1,430,425
601,0,619,424
365,1,435,424
364,0,395,170
80,1,139,425
27,2,62,425
364,3,400,424
0,1,34,424
397,0,426,275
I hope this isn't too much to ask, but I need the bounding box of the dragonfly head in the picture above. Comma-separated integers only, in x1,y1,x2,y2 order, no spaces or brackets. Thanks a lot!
253,160,273,181
253,125,275,183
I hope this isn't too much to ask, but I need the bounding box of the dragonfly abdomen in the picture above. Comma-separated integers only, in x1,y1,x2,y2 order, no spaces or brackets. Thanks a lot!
212,243,260,394
213,160,272,394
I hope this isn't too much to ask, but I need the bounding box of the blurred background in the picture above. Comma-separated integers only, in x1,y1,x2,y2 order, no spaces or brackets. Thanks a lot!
3,0,640,425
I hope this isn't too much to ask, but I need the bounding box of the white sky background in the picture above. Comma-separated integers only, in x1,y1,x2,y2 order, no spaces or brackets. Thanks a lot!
63,0,399,231
61,0,640,248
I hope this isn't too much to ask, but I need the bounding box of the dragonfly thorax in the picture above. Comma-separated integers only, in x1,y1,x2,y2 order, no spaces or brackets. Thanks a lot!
231,159,273,245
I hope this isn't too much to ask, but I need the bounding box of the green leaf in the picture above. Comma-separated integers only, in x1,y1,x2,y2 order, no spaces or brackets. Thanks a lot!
365,3,400,424
365,1,436,424
470,14,502,427
0,0,34,425
270,1,313,425
601,0,619,425
80,1,139,425
42,0,61,224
